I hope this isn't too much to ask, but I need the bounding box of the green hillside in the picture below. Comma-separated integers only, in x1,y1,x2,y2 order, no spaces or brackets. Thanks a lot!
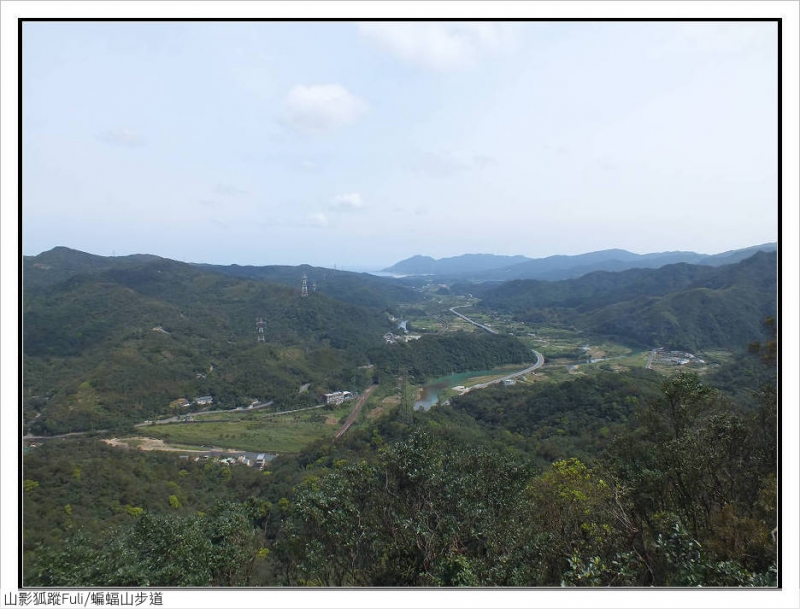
473,252,776,350
23,256,394,434
194,262,423,311
21,248,778,588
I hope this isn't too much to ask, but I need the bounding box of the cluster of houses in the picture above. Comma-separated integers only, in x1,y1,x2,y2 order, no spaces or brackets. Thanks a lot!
383,332,422,344
653,349,705,366
323,391,355,406
180,452,271,469
173,396,214,409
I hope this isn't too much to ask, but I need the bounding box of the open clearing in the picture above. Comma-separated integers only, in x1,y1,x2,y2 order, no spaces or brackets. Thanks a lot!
143,401,357,453
103,437,213,453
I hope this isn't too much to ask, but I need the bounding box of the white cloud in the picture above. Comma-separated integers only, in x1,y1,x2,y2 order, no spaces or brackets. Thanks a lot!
358,22,513,71
330,192,365,211
213,184,247,196
675,22,775,54
298,159,322,173
99,128,145,147
283,84,368,134
308,212,329,227
409,151,498,178
648,22,776,62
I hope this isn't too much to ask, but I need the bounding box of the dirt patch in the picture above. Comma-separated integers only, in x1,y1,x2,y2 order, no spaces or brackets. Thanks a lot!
104,437,205,453
324,415,339,426
367,406,385,420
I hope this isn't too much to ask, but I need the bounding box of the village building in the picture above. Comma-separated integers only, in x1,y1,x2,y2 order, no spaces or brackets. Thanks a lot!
323,390,354,406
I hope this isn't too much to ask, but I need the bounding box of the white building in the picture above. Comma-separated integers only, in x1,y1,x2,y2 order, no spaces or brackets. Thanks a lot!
323,391,354,406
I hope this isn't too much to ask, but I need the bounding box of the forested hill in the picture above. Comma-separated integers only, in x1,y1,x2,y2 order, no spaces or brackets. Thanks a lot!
23,247,164,291
22,256,394,435
382,253,530,276
470,252,777,351
24,247,422,311
382,243,776,281
193,262,422,310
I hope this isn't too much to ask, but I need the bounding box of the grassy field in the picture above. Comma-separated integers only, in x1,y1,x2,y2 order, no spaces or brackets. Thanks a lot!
145,402,357,453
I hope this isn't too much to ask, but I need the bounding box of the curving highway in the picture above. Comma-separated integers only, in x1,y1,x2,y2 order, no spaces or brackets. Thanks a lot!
449,306,498,334
461,349,544,395
448,305,544,395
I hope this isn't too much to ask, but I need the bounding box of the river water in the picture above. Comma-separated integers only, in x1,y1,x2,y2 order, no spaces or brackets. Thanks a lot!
413,369,495,411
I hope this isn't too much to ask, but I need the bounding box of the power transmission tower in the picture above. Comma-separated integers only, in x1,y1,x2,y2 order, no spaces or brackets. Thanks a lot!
400,366,412,423
256,317,266,342
301,273,309,298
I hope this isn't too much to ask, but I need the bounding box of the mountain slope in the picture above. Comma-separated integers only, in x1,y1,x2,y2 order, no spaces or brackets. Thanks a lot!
476,252,777,351
193,262,423,310
23,256,393,434
382,253,530,276
382,243,776,281
23,247,164,290
24,247,423,310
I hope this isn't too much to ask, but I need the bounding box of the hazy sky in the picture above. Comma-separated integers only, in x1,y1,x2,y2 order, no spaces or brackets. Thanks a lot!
22,20,778,269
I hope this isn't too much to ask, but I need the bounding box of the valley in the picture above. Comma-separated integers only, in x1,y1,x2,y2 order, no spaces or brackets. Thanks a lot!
20,246,779,588
16,18,782,592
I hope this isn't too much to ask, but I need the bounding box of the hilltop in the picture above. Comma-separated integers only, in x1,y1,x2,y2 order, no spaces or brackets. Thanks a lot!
382,243,777,281
22,248,422,434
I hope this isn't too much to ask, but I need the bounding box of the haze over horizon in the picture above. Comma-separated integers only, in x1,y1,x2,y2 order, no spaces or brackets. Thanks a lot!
22,20,778,269
25,241,779,274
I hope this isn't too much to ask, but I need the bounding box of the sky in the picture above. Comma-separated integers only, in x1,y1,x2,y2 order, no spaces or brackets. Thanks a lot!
22,19,779,270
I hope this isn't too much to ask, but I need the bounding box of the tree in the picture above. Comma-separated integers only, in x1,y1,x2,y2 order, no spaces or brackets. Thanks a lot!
277,432,539,586
652,371,720,440
526,458,622,584
26,501,259,587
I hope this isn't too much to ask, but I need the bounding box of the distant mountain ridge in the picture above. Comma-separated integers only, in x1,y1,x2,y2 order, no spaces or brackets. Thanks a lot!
382,243,777,281
383,253,530,276
24,247,422,310
470,251,777,351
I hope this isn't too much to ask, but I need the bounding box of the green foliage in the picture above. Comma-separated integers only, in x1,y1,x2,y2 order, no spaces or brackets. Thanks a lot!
22,249,778,588
23,255,395,433
369,332,531,383
528,458,621,583
476,252,776,351
24,361,777,588
603,371,777,584
193,262,423,310
22,438,271,568
275,432,542,586
26,501,259,587
449,370,662,461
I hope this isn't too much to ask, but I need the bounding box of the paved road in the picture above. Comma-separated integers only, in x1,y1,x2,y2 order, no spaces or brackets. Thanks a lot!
134,401,275,427
461,349,545,394
446,305,544,395
24,430,106,441
449,306,498,334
